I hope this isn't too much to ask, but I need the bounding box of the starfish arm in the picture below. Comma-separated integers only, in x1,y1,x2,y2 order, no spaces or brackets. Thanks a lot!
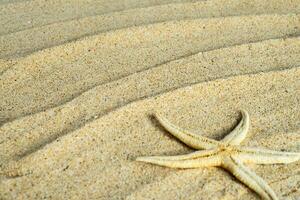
154,113,219,150
222,156,278,200
136,149,221,168
236,147,300,164
221,110,250,145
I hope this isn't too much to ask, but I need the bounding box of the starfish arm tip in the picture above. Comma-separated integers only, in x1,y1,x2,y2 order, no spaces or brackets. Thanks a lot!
238,147,300,164
136,156,159,164
240,110,250,120
153,111,163,119
221,109,250,145
240,109,248,114
135,156,174,167
136,157,147,162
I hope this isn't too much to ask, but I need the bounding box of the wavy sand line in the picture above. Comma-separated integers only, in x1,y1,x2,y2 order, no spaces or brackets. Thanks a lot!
1,0,300,58
2,35,300,126
0,0,203,35
0,0,236,37
1,35,299,126
3,0,299,39
2,35,300,129
1,67,299,199
1,14,300,124
3,13,299,79
1,52,299,166
1,35,298,122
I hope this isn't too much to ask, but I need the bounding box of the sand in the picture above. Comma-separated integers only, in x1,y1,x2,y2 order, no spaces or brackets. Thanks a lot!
0,0,299,199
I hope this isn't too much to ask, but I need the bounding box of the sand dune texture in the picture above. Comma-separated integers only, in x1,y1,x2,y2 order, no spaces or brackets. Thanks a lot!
0,0,300,199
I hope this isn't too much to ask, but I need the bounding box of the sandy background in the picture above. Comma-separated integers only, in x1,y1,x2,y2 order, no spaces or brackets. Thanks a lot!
0,0,300,199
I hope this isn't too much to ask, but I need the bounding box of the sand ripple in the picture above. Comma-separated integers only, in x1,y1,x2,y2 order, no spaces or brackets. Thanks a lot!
1,0,300,58
0,0,299,199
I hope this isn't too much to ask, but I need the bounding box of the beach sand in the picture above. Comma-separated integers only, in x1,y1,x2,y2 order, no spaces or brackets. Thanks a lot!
0,0,299,199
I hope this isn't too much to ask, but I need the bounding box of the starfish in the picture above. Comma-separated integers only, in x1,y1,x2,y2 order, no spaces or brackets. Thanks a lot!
136,110,300,200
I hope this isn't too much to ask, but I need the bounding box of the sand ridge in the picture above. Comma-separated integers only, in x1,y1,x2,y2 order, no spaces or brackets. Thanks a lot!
1,14,300,123
1,0,300,58
0,0,203,35
1,37,300,166
0,0,300,199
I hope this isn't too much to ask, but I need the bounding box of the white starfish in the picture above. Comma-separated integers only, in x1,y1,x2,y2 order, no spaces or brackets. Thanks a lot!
136,110,300,200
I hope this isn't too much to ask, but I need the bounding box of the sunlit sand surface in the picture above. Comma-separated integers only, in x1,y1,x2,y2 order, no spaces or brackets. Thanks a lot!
0,0,299,199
